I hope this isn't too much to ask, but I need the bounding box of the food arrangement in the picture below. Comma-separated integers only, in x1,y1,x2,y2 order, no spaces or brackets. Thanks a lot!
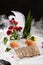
3,37,40,59
2,11,40,59
0,11,43,65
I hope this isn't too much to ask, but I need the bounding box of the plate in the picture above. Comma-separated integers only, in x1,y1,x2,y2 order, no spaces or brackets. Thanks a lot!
0,32,43,65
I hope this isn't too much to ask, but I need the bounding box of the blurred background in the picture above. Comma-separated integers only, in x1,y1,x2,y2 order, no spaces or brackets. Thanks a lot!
0,0,43,20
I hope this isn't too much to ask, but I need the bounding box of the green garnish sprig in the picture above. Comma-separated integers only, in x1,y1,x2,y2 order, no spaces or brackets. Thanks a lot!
23,11,32,38
5,47,11,52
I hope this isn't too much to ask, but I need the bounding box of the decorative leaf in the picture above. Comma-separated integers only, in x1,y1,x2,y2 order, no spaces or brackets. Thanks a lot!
3,37,8,45
5,48,11,52
23,11,32,38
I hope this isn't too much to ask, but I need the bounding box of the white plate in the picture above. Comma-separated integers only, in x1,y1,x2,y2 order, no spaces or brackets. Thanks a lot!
0,32,43,65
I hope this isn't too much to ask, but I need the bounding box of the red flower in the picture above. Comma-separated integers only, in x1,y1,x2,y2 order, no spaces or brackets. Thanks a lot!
13,26,22,31
9,20,14,24
13,27,16,32
17,27,22,31
13,26,18,31
13,20,18,25
9,20,18,25
8,26,13,30
7,30,12,35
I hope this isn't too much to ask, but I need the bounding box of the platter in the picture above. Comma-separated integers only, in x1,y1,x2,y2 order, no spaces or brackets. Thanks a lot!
0,31,43,65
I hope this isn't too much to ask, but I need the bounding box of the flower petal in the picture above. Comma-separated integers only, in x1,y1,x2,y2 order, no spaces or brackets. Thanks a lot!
7,30,12,35
8,26,13,30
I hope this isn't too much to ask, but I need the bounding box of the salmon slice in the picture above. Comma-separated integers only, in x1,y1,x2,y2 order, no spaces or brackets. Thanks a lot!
10,41,19,48
25,39,36,46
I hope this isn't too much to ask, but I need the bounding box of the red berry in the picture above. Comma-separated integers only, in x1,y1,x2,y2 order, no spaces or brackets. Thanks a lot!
7,30,12,35
15,27,18,30
13,26,22,31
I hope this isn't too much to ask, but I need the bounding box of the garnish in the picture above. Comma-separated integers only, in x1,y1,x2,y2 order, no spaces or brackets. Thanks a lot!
5,47,11,52
9,20,18,25
10,31,20,40
6,20,22,40
30,36,37,42
3,37,8,45
25,39,36,46
10,41,19,48
13,26,22,32
8,26,13,30
16,26,22,31
23,11,32,38
7,30,12,35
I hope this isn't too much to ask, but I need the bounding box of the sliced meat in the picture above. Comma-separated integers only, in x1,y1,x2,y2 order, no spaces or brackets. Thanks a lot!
30,46,37,56
15,48,23,58
26,46,33,57
20,47,26,57
15,46,40,59
34,46,40,55
21,47,32,57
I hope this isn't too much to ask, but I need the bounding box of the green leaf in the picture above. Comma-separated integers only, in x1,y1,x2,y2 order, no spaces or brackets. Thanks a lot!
23,11,32,38
3,37,8,45
10,35,14,40
5,48,11,52
10,31,20,40
27,34,32,38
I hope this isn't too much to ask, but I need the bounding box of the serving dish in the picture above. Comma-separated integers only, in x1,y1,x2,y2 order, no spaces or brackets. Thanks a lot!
0,31,43,65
